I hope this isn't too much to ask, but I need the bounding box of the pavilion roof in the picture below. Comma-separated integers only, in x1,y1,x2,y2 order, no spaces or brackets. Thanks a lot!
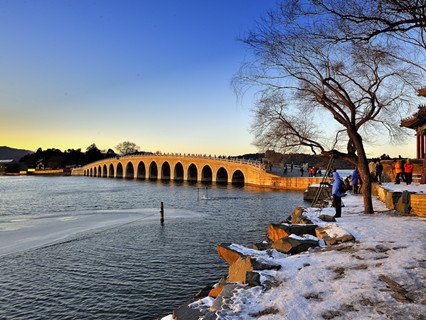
401,106,426,129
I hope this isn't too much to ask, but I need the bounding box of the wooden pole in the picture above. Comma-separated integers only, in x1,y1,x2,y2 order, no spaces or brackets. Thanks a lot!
160,201,164,225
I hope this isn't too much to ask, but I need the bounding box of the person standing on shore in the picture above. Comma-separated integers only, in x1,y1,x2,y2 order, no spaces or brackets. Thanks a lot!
404,159,414,185
368,160,377,182
375,159,383,184
332,169,345,218
351,168,360,194
393,159,403,184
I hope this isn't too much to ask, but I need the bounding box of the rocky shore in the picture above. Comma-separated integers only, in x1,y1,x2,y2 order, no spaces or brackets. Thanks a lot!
165,193,425,320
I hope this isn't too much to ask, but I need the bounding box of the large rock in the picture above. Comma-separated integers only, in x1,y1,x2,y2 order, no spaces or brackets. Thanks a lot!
208,278,226,298
290,206,313,224
318,214,336,222
217,243,243,265
385,191,402,210
252,241,272,251
272,235,319,254
395,191,411,214
228,256,280,285
267,223,317,241
315,225,354,246
210,284,239,313
173,299,203,320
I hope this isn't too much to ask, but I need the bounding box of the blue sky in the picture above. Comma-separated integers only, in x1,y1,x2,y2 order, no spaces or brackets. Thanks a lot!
0,0,416,157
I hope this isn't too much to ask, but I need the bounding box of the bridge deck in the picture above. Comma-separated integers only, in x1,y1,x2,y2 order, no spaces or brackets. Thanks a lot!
72,154,324,191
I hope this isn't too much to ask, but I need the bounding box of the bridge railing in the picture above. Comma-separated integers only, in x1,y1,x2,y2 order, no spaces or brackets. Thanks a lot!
80,153,264,169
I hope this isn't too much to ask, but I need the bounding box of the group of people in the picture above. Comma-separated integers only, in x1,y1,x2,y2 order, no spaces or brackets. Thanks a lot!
299,163,322,177
308,166,322,177
392,158,415,185
331,158,416,218
368,158,415,185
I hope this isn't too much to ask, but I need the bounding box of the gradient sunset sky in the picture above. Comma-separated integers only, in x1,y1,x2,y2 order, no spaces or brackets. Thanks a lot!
0,0,417,157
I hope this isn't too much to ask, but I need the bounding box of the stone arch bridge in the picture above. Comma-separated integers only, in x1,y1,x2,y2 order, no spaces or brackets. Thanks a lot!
71,154,322,190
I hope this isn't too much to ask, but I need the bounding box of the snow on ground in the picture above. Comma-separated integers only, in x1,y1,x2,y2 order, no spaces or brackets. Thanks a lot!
213,194,426,319
381,182,426,194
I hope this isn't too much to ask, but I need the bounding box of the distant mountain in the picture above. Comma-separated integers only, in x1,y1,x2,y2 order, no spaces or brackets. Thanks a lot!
0,146,33,161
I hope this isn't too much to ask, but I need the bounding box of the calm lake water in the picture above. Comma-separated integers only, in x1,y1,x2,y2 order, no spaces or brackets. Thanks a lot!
0,176,306,319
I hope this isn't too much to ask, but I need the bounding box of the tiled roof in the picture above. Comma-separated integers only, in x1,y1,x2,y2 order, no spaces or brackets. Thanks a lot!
401,106,426,129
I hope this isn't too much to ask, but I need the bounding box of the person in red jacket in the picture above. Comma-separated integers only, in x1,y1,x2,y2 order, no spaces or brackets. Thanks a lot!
404,159,414,185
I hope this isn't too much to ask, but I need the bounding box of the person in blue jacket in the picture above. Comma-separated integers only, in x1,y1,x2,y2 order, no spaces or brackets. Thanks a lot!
351,168,360,194
332,169,345,218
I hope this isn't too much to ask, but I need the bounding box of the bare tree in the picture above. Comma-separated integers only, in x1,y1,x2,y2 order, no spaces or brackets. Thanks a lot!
116,141,140,155
235,5,422,213
285,0,426,71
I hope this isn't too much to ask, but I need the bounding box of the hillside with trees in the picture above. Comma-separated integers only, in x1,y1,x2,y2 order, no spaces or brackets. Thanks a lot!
0,146,33,161
19,144,117,170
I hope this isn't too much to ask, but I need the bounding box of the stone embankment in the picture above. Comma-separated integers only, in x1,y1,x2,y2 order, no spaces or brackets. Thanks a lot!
373,183,426,217
171,206,355,319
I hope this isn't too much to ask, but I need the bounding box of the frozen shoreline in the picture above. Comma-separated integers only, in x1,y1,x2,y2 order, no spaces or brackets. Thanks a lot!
167,185,426,319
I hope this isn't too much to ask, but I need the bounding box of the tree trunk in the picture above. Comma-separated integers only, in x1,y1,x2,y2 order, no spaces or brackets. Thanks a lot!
351,132,374,214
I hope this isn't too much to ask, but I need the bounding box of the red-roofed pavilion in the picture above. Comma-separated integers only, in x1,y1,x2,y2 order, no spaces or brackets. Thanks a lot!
401,88,426,183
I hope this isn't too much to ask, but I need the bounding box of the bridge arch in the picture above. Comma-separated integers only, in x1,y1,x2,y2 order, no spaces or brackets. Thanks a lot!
149,161,158,180
201,165,213,183
116,163,123,178
94,167,97,177
161,161,171,180
232,170,245,185
216,167,228,184
137,161,146,179
97,165,101,177
90,168,93,177
102,164,107,177
125,162,134,179
187,163,198,182
108,163,114,178
174,162,184,181
84,169,87,176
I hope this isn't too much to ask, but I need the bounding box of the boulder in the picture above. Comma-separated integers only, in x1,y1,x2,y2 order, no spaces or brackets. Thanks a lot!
228,256,280,284
246,271,261,287
195,283,214,299
253,241,272,251
318,214,336,222
395,191,411,214
208,279,226,298
267,223,317,241
272,235,319,254
173,299,203,320
217,243,243,265
290,206,313,224
385,191,402,210
315,225,354,246
210,283,239,312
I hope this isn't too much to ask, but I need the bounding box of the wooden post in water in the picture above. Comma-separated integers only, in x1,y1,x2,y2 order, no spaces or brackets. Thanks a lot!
160,201,164,225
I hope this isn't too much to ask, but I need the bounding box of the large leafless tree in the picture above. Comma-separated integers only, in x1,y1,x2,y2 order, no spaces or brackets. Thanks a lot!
234,0,424,213
290,0,426,70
